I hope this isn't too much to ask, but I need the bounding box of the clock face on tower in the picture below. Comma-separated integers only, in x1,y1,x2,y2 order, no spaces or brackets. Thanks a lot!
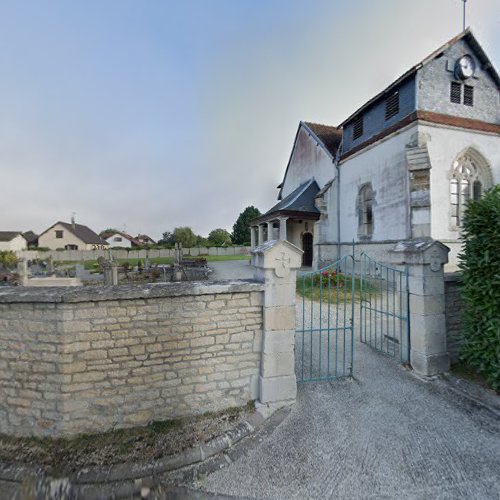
455,55,476,80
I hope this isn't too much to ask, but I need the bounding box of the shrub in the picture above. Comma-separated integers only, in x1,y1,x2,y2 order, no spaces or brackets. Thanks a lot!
458,185,500,390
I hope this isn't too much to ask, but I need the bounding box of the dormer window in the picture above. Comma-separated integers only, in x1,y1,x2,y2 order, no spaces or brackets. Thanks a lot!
385,91,399,120
353,115,363,140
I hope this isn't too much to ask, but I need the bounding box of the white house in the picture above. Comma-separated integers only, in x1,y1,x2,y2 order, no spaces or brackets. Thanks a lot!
252,30,499,269
38,220,109,250
0,232,27,251
101,231,141,248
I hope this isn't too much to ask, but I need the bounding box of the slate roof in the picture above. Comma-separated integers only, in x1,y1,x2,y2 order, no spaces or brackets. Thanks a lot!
303,122,342,158
0,231,23,242
40,222,108,245
264,179,320,217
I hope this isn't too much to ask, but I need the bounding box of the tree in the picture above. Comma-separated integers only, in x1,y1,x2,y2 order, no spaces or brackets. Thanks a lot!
158,231,175,246
0,251,17,270
458,185,500,390
172,227,198,248
99,228,120,237
196,235,209,247
232,206,261,245
208,228,232,246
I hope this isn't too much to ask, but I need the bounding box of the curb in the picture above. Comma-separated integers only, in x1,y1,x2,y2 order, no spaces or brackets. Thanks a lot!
438,373,500,416
0,404,291,487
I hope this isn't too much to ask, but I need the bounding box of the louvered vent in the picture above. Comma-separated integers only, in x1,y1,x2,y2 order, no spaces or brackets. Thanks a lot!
464,85,474,106
450,82,461,103
385,91,399,120
353,115,363,140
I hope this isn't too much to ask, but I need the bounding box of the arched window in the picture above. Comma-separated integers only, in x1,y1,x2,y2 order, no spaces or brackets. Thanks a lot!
450,149,493,228
358,183,374,238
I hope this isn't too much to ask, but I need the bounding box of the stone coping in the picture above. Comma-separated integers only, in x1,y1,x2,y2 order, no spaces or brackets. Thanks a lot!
0,280,264,304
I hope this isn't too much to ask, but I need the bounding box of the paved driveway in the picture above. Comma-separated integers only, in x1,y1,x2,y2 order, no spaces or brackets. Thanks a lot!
196,339,500,499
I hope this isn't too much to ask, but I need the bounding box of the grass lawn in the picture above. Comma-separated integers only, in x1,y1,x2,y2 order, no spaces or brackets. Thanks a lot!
296,274,379,303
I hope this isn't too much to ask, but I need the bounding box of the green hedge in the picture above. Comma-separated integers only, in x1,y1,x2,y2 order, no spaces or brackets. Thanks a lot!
458,185,500,390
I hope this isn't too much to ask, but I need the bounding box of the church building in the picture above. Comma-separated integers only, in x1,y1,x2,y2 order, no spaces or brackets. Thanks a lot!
250,29,499,269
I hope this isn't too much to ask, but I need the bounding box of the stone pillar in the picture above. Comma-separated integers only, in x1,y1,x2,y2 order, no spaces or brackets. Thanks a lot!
266,221,274,241
278,217,288,241
103,262,119,286
390,239,450,377
16,259,28,286
250,226,256,249
252,240,303,406
258,224,264,246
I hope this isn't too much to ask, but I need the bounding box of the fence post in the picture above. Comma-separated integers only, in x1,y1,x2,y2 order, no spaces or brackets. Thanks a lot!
390,239,450,377
252,240,303,406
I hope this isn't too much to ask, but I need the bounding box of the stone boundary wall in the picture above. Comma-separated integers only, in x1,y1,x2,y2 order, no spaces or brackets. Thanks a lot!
0,281,263,437
444,273,463,364
16,246,252,262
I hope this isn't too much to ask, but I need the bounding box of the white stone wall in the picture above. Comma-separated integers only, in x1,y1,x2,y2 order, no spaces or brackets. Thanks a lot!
0,234,27,251
332,125,417,244
281,126,335,199
422,123,500,243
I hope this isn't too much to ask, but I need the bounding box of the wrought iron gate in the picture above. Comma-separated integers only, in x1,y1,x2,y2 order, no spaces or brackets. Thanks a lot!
359,253,410,363
295,255,355,382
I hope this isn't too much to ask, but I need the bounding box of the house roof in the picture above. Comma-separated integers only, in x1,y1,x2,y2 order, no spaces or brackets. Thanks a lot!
303,122,342,158
40,222,108,245
0,231,23,242
101,230,141,245
254,179,320,224
339,28,500,127
136,234,156,243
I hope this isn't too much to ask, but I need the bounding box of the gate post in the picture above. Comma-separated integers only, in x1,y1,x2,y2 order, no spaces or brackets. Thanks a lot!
390,239,450,377
252,240,303,406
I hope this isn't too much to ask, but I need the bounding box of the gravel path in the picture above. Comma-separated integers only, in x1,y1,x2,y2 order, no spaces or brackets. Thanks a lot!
195,298,500,499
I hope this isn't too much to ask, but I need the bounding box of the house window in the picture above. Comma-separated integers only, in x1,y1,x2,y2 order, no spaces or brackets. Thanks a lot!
358,183,374,238
385,91,399,120
450,82,462,103
55,230,63,239
450,150,492,228
464,85,474,106
114,236,122,242
353,115,363,140
65,244,78,250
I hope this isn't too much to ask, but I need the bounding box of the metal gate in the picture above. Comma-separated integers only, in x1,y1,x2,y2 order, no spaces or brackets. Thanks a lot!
295,255,355,382
359,253,410,363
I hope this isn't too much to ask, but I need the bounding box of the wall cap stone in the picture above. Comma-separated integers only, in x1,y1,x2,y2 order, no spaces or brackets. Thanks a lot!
390,239,450,267
0,280,264,304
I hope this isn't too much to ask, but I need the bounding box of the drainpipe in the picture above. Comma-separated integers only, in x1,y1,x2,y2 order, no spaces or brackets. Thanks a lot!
335,140,343,260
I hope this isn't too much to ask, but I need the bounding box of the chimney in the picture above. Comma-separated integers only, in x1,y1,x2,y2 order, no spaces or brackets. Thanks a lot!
71,213,76,230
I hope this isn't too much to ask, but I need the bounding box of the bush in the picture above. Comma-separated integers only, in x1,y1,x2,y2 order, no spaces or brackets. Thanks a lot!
458,185,500,390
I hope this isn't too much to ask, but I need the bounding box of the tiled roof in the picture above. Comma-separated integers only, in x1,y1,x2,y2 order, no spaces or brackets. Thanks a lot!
303,122,342,158
0,231,23,242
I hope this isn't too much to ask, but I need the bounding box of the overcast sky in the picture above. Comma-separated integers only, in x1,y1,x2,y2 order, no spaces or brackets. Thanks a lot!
0,0,498,240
